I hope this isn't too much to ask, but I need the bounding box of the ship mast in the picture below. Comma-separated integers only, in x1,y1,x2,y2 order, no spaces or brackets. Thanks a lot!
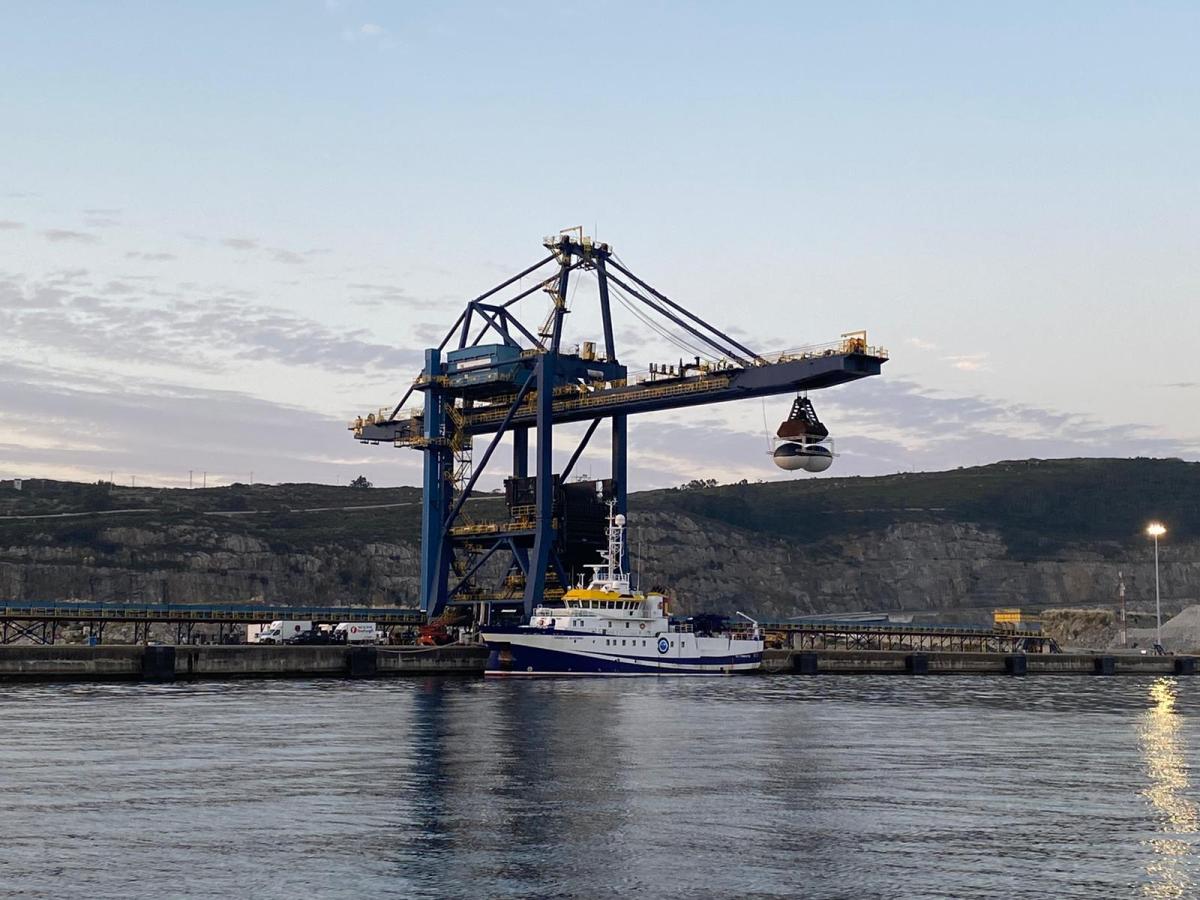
603,501,627,583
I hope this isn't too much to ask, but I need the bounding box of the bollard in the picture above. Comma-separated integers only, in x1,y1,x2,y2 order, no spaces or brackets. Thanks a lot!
1093,655,1116,676
141,645,176,682
1174,657,1197,676
1005,654,1028,676
346,646,378,679
905,653,929,675
795,652,819,675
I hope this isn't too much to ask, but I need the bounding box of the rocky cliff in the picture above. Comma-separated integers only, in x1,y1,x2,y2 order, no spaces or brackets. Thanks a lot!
2,458,1197,621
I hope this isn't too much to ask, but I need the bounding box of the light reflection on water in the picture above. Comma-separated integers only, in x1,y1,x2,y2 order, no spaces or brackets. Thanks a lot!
1140,677,1200,899
1,676,1199,899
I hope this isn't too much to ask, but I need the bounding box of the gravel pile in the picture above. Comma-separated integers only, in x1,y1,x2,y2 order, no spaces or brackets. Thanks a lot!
1124,605,1200,653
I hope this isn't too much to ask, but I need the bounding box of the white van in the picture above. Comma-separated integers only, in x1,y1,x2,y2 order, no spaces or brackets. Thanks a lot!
256,620,312,644
334,622,380,644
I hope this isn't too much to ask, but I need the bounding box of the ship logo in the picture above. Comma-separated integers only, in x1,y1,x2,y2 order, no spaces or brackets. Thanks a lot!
657,637,670,654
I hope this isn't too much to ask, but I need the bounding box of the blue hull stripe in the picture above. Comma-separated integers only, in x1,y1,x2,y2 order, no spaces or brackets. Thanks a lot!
484,640,761,675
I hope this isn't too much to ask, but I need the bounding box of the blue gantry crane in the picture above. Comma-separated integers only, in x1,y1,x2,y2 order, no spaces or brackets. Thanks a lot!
351,233,887,623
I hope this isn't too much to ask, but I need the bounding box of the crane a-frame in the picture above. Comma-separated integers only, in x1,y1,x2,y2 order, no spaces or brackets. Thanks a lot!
351,233,887,622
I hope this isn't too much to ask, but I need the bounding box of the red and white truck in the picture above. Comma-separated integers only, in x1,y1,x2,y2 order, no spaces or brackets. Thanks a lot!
334,622,380,644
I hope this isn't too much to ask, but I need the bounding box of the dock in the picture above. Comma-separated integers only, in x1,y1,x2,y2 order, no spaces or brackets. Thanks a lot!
761,648,1198,676
0,644,1196,682
0,644,487,681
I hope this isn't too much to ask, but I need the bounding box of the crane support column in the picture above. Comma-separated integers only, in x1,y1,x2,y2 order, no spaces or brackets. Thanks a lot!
612,413,628,570
523,353,556,618
513,427,528,479
419,349,452,616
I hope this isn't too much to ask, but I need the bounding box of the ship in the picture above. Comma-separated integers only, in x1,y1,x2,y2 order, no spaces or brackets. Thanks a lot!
480,506,764,675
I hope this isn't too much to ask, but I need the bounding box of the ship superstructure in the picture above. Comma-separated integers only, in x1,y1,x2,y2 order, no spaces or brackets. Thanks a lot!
480,507,763,675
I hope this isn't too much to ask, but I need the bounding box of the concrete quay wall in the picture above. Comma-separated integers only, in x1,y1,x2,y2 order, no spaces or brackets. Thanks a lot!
0,644,489,682
763,648,1198,676
2,645,1194,682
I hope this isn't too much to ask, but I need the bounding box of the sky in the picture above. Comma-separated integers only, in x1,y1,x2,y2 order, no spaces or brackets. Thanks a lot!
1,1,1197,490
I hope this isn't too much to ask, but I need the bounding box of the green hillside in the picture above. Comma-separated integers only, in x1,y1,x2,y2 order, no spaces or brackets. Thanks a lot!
2,458,1196,562
647,458,1199,558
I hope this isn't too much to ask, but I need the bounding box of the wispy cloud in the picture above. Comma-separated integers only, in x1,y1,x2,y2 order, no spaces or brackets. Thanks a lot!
43,229,99,244
943,353,989,372
616,377,1200,486
0,271,422,375
0,220,23,230
346,281,423,308
0,360,420,487
220,236,326,265
906,337,937,350
341,22,394,47
125,251,178,262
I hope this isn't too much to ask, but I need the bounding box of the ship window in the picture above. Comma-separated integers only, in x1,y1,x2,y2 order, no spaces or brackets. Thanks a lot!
622,639,626,646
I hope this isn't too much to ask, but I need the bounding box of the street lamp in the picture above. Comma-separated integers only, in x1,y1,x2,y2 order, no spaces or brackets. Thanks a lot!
1147,522,1167,648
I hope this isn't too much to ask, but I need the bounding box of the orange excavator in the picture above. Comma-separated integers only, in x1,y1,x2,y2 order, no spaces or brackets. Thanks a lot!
417,607,470,646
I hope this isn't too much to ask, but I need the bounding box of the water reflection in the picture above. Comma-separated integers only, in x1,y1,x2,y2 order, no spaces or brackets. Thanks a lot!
1140,677,1199,898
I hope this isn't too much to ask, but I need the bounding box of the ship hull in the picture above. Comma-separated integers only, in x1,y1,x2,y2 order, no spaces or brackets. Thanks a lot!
481,630,762,676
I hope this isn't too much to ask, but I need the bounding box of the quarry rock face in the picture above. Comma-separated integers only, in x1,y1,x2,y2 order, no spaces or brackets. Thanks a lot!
0,525,422,608
1,515,1196,620
637,514,1199,619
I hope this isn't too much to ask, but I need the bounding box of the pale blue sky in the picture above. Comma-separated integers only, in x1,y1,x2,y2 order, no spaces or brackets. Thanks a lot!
1,1,1197,488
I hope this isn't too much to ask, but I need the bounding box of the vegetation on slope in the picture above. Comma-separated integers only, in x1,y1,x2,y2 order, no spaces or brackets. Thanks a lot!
2,458,1197,565
648,458,1200,558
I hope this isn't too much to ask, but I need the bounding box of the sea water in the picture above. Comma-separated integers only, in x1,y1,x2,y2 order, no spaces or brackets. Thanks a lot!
0,675,1196,899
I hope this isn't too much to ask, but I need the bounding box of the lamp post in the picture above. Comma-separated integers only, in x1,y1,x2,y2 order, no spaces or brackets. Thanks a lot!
1147,522,1166,647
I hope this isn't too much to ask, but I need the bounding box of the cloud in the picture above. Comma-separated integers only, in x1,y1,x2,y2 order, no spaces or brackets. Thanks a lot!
125,251,178,261
943,353,988,372
43,229,99,244
346,282,428,309
0,220,23,230
219,237,325,265
268,247,327,265
906,337,937,350
0,271,421,375
0,360,421,487
268,247,306,264
342,22,393,45
610,376,1200,487
1165,382,1198,389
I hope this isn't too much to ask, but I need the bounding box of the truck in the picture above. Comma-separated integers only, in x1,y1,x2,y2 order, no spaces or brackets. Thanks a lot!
334,622,380,644
256,620,312,644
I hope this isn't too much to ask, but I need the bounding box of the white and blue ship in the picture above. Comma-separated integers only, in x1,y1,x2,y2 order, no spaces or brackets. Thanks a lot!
480,507,763,675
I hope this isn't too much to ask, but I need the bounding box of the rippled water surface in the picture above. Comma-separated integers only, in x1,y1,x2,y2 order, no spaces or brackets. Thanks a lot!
2,675,1199,899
